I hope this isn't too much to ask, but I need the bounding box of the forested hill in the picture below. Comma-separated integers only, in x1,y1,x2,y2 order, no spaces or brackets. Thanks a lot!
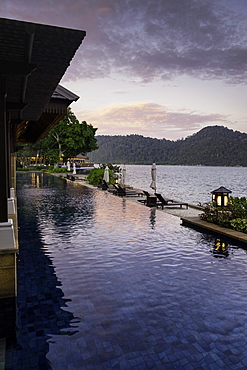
88,126,247,166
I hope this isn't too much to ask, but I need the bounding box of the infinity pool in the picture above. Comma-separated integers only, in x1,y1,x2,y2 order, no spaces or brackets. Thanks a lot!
6,173,247,369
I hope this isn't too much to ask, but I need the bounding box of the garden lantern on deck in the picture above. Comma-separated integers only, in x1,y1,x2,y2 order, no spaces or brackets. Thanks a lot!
211,186,232,207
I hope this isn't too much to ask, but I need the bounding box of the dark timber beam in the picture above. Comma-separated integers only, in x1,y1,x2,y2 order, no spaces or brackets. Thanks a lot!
0,61,37,77
21,27,35,104
0,76,8,222
7,102,27,110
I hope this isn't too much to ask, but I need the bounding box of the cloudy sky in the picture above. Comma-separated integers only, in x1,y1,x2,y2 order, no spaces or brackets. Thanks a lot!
2,0,247,140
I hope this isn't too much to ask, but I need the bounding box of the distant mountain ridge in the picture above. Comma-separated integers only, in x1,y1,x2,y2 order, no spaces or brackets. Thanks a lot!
88,126,247,166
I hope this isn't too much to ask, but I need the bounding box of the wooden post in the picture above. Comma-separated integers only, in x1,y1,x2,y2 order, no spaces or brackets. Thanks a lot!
0,77,8,222
7,113,11,198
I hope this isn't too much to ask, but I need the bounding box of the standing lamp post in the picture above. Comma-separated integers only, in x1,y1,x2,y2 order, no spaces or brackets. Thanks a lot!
211,186,232,207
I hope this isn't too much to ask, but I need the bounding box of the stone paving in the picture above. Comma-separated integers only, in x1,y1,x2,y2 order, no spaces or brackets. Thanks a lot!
69,175,203,219
75,176,247,244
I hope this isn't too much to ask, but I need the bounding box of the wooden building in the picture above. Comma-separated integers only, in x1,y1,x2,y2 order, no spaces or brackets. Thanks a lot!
0,17,85,338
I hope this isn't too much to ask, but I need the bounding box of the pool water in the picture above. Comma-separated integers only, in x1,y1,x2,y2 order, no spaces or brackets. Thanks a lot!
6,173,247,369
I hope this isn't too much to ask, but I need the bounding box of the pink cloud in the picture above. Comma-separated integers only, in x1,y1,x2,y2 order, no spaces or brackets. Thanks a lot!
76,102,231,139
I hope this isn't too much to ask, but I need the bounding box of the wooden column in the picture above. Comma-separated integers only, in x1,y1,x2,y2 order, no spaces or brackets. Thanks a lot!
0,77,8,222
7,114,11,198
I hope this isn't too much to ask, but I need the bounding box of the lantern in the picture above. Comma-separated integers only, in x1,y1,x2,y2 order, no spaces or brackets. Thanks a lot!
211,186,232,207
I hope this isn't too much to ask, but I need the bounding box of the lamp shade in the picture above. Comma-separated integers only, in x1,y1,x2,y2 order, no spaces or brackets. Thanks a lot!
211,186,232,207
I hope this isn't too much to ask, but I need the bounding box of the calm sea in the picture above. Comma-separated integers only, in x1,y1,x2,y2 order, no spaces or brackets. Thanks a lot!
119,165,247,205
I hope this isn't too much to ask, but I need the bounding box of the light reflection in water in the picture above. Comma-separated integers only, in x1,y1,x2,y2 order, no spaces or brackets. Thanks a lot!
212,238,230,258
31,171,42,187
149,207,156,229
7,172,247,370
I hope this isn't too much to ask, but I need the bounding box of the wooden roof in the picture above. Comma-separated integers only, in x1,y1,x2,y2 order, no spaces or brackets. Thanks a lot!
0,17,85,143
16,84,80,143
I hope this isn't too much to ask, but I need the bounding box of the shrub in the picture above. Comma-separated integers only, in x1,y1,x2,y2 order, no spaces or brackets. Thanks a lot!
200,196,247,234
46,167,68,173
17,167,31,171
99,163,121,173
87,168,114,186
228,197,247,218
230,218,247,233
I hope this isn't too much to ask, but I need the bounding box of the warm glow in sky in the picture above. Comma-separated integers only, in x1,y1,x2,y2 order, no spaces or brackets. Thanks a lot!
2,0,247,140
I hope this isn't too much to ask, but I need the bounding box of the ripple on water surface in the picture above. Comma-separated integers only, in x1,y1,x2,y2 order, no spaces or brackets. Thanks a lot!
6,172,247,369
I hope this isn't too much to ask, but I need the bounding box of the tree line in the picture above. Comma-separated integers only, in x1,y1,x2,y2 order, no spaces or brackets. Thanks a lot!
88,126,247,166
17,108,98,168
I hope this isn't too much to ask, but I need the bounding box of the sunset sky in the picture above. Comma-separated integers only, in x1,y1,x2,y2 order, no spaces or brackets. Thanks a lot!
2,0,247,140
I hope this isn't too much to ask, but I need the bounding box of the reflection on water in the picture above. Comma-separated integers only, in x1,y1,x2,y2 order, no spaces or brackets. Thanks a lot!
212,238,229,258
6,174,81,369
199,234,236,260
149,207,156,229
6,172,247,369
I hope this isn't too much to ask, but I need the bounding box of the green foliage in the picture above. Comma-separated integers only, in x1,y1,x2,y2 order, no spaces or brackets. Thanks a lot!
88,126,247,166
99,163,121,173
89,134,171,164
228,196,247,218
230,219,247,233
45,167,68,173
17,167,32,171
17,165,47,171
87,168,114,186
201,196,247,233
41,108,98,164
17,166,67,173
16,142,46,167
17,108,98,167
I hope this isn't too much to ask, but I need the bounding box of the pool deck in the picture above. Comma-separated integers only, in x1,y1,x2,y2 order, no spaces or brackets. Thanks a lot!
126,196,247,245
180,216,247,245
67,175,247,246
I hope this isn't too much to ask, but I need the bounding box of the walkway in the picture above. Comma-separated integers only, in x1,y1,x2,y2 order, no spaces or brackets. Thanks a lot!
70,176,247,245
